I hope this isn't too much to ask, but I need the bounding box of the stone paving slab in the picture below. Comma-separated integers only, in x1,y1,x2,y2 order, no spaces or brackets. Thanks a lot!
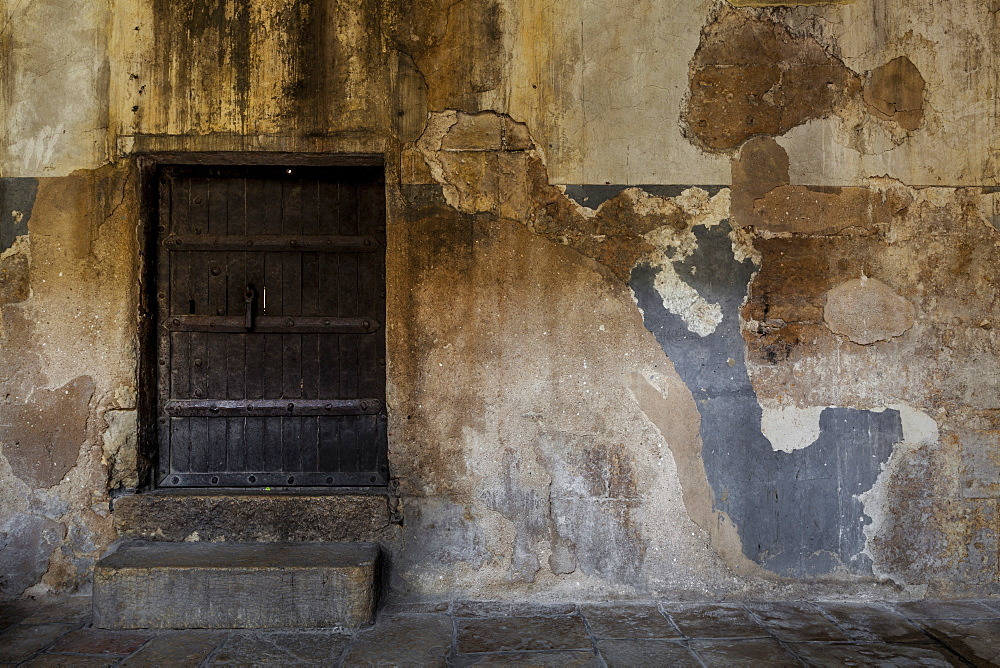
690,638,799,667
451,650,603,667
579,604,679,639
663,602,769,639
0,623,80,663
207,630,352,665
812,602,928,643
342,613,453,666
744,601,851,642
916,618,1000,667
457,615,592,653
47,629,152,655
1,595,998,666
895,599,1000,619
596,639,700,667
117,630,226,667
786,641,965,667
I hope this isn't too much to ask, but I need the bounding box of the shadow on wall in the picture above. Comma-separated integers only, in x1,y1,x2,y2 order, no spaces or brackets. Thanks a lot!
630,221,903,577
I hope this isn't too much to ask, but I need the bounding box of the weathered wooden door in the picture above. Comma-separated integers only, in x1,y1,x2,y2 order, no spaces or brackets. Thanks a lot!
155,164,387,487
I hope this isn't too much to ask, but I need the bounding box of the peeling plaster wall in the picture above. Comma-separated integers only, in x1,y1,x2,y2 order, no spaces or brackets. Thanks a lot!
2,0,999,601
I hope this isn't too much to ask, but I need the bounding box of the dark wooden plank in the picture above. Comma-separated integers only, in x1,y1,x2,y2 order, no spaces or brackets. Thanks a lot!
206,333,227,399
301,334,319,399
283,252,302,316
282,416,301,473
169,332,191,399
245,177,266,236
282,333,302,399
227,417,246,473
262,179,283,235
244,334,264,400
300,177,320,236
189,416,209,472
226,177,246,235
170,177,191,235
301,253,321,316
208,416,228,472
264,252,283,316
317,417,340,472
301,416,319,472
170,417,191,473
190,332,208,400
318,178,339,236
339,416,360,472
189,178,209,234
226,332,245,400
263,417,282,472
263,333,283,400
207,177,228,235
338,181,359,235
282,177,303,235
245,416,264,472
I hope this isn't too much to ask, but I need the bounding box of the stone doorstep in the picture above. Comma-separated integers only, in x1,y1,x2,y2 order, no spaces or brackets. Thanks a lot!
92,541,380,630
112,489,392,542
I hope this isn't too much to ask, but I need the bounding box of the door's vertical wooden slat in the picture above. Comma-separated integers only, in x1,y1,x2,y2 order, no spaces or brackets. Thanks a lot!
264,252,283,316
245,334,264,400
301,416,318,473
282,416,301,474
207,177,228,235
169,332,191,399
283,333,302,399
170,418,191,472
189,417,209,473
339,255,360,399
317,417,340,473
339,415,359,473
208,416,228,473
263,333,283,400
245,177,266,236
263,179,283,234
245,416,264,473
227,418,246,473
263,417,282,473
226,177,246,235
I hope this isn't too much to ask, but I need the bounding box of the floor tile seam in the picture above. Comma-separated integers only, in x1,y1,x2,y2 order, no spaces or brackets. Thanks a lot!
196,630,236,667
891,609,983,663
331,627,360,667
9,621,89,666
736,604,809,667
906,622,980,667
444,610,459,666
655,601,689,640
576,605,609,668
803,600,858,641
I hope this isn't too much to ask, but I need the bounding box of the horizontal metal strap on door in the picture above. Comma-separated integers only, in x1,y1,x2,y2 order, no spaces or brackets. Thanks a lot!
164,398,384,416
162,234,379,252
165,315,382,333
159,471,390,487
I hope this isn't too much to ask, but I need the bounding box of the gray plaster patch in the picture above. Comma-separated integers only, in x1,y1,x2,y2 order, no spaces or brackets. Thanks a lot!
0,179,38,251
0,513,64,598
630,222,903,576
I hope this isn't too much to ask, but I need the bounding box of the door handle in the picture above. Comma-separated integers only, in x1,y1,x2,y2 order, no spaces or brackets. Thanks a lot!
244,284,256,330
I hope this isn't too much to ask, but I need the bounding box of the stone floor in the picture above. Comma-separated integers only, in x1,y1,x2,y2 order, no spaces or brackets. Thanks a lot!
1,596,999,666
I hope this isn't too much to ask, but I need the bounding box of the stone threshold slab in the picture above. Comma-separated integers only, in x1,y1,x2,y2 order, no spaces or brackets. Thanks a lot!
93,541,380,629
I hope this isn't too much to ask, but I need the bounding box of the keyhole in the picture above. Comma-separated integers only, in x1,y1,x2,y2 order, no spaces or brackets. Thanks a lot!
188,299,196,314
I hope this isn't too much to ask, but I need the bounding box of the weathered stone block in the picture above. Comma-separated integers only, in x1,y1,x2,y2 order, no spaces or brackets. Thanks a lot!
112,491,390,543
93,541,380,629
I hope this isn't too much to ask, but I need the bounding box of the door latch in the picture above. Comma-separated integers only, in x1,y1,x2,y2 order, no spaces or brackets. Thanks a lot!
244,284,256,330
